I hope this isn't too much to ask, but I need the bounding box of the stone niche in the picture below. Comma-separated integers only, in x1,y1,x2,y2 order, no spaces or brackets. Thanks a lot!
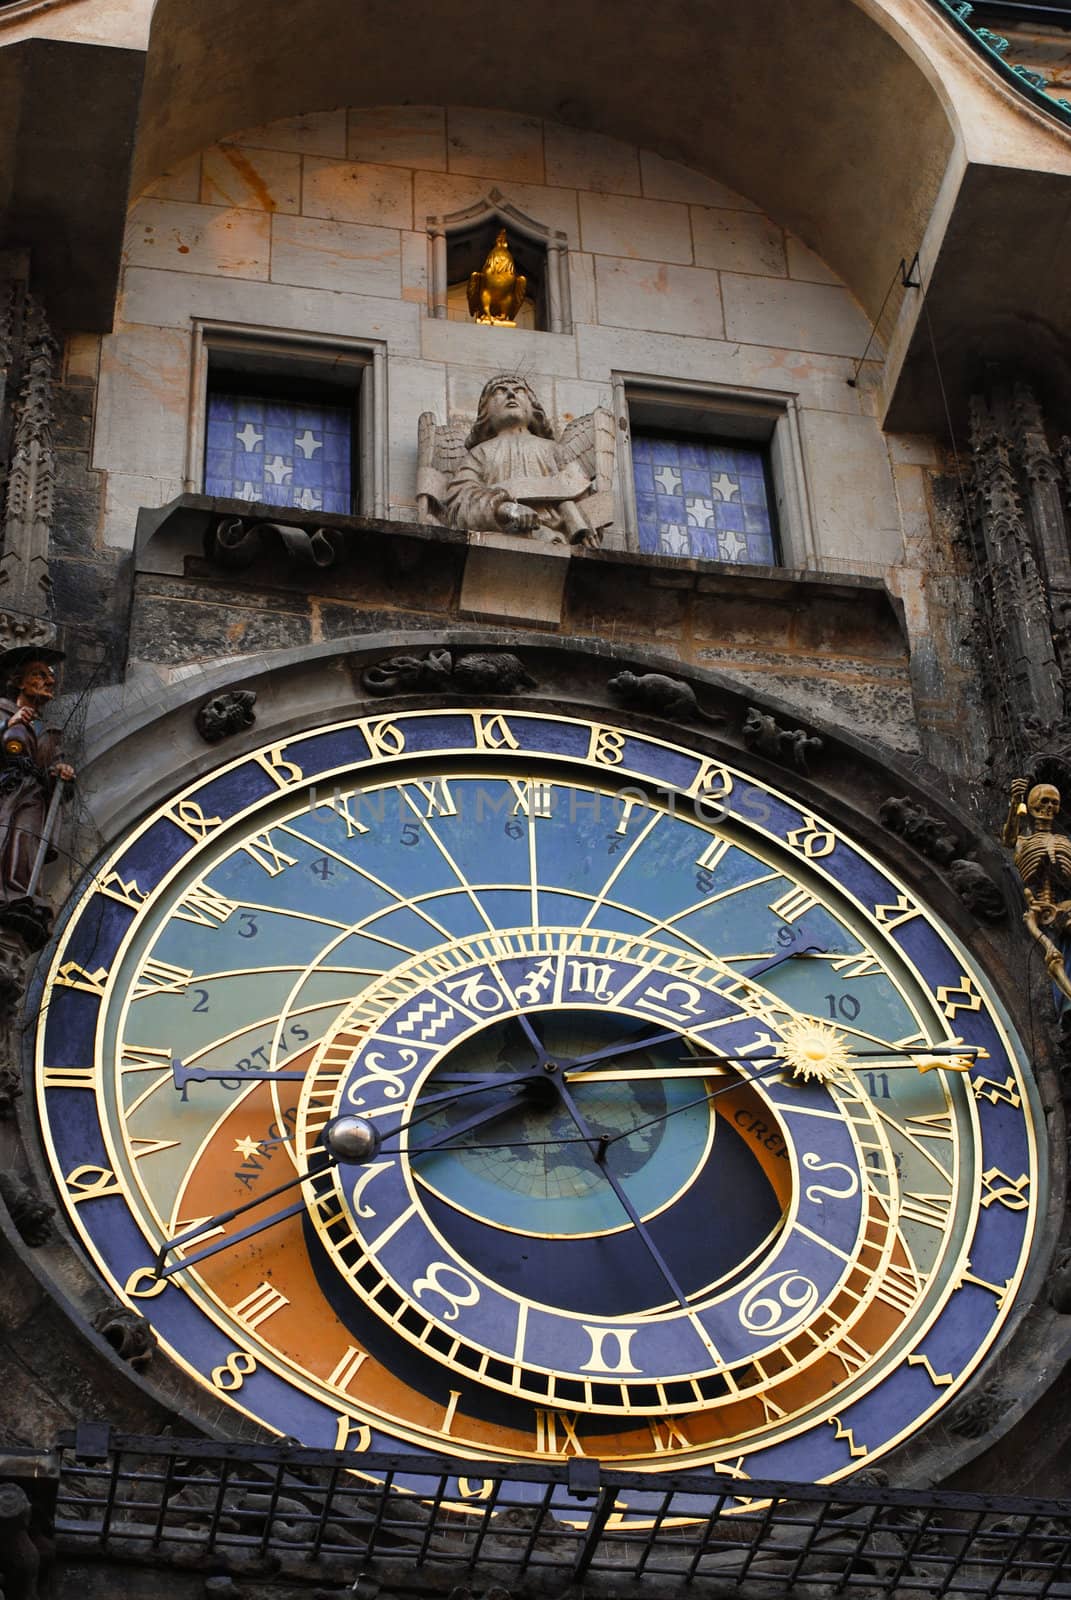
426,189,570,333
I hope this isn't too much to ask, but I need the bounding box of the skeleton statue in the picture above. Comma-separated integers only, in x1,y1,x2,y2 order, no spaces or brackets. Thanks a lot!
1003,777,1071,1007
417,374,615,547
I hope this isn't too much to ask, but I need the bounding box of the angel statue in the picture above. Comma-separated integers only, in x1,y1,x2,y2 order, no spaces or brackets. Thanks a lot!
1003,776,1071,1010
416,373,616,547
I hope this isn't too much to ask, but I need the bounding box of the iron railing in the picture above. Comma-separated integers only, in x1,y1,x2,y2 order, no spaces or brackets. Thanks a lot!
46,1426,1071,1596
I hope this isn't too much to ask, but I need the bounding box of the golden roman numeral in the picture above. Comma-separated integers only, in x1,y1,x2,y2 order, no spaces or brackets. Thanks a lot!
874,1260,921,1316
829,950,882,979
905,1111,954,1142
412,778,458,817
831,1333,871,1375
41,1066,94,1089
130,1136,180,1161
231,1281,290,1330
241,831,298,876
328,1345,369,1392
695,836,731,873
174,884,238,928
899,1189,952,1230
119,1043,172,1076
533,1409,585,1455
648,1417,691,1452
321,789,369,837
769,884,817,922
133,959,192,998
509,779,553,817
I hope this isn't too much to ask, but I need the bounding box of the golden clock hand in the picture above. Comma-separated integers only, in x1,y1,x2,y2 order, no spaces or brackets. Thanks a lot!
154,1159,333,1278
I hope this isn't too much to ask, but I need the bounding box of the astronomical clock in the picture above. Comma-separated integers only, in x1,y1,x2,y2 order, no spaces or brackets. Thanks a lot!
32,698,1044,1510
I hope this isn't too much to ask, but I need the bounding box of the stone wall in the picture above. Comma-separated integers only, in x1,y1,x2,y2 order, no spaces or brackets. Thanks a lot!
97,105,885,550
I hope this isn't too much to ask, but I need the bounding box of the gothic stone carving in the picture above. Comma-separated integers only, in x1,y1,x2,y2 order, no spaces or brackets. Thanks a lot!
0,1170,54,1246
361,648,536,697
608,670,723,724
947,1382,1008,1440
947,857,1007,922
196,689,258,744
0,294,57,647
0,1481,43,1600
742,706,823,774
91,1304,157,1372
417,374,615,547
878,796,960,867
206,516,341,571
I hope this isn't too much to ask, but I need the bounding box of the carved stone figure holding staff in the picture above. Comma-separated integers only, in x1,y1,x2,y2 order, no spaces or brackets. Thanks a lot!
0,649,73,911
1003,776,1071,1008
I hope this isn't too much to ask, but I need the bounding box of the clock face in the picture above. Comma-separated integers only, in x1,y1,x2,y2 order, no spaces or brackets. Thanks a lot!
34,708,1043,1504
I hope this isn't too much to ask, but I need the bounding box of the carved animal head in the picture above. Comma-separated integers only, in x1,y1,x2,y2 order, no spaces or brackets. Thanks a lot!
197,690,257,742
608,671,638,695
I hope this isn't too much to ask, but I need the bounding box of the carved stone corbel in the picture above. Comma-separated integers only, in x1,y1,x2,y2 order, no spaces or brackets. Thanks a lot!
0,1170,54,1247
196,689,257,743
608,670,723,724
206,516,341,571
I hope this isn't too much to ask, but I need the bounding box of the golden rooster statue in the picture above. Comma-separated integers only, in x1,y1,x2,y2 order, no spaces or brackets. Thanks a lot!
467,229,527,325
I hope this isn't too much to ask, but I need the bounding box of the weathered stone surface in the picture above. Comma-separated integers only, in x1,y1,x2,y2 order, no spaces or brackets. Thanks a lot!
593,257,723,339
200,144,302,213
123,199,272,279
130,579,312,665
269,215,402,297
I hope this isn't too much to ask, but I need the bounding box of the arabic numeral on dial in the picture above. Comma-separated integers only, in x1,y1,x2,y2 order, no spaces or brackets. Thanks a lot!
211,1351,257,1392
802,1153,860,1204
191,988,210,1014
739,1270,819,1336
863,1071,890,1099
825,993,861,1021
400,822,420,847
238,913,259,939
411,1262,480,1322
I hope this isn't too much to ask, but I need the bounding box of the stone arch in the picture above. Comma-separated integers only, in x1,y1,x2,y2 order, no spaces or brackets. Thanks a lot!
134,0,957,321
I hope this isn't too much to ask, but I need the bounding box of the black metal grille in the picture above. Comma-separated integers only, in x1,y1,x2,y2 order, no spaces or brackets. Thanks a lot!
49,1429,1071,1595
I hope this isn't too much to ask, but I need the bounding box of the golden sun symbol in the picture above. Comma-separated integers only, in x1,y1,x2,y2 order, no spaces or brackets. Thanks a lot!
779,1017,854,1084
